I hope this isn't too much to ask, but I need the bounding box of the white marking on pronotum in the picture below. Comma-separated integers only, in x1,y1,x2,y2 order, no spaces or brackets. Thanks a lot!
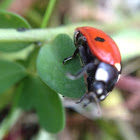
95,68,108,82
100,95,106,100
115,63,121,72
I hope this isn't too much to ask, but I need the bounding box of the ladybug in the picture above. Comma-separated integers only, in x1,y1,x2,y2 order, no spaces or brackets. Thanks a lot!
63,27,121,106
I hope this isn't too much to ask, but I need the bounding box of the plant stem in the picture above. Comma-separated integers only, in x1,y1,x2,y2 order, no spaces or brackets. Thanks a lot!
41,0,56,28
0,18,137,43
0,11,140,43
0,23,99,43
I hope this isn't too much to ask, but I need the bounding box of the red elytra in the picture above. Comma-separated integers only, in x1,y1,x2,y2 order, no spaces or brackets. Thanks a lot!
75,27,121,67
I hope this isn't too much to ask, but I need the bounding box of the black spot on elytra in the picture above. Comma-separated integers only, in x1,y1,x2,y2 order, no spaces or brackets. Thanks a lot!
95,37,105,42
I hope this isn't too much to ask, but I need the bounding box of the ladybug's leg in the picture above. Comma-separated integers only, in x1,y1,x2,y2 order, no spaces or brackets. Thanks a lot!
63,48,79,64
63,35,87,64
76,93,92,108
76,36,87,46
84,73,88,92
67,62,96,80
83,100,92,108
76,93,88,104
76,92,93,107
64,45,88,64
63,41,87,64
78,45,88,64
87,77,94,92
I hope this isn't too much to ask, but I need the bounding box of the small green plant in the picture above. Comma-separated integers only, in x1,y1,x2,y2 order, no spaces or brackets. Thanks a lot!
0,0,86,136
1,1,140,139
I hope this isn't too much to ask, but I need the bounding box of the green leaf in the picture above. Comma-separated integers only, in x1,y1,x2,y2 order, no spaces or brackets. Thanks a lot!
37,34,85,98
0,59,27,93
19,76,65,133
0,11,31,52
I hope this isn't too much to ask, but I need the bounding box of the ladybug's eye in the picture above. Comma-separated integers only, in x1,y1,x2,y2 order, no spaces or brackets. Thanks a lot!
95,37,105,42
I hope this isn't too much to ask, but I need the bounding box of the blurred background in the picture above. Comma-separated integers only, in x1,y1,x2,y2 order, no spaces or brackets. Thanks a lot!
1,0,140,140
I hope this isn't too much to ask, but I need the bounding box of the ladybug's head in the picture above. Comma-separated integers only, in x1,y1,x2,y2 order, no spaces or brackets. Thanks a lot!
92,81,107,101
87,81,107,102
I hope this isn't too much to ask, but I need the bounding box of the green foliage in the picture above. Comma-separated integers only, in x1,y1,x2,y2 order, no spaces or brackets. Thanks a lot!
0,59,27,93
19,76,65,133
0,9,66,135
1,2,140,139
0,11,31,52
37,34,85,98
